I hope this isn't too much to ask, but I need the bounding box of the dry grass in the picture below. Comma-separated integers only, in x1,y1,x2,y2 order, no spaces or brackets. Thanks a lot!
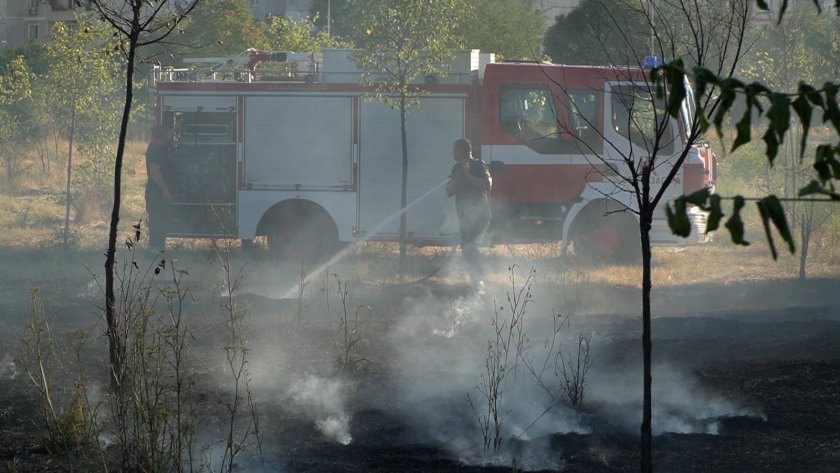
0,140,147,250
2,136,838,287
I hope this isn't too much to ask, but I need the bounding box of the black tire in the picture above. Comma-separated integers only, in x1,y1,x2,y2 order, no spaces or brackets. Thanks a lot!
265,206,339,264
570,203,640,264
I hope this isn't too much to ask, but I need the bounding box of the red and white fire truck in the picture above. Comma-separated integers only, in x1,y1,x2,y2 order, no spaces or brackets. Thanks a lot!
151,48,715,258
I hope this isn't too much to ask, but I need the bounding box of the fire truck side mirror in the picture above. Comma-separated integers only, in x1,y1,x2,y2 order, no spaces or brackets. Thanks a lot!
489,160,507,176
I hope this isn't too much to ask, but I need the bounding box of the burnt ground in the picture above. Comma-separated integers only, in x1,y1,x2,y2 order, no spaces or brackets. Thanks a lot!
1,252,840,473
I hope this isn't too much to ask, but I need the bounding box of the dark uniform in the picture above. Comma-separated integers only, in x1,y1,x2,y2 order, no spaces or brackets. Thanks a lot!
145,140,174,248
450,159,492,282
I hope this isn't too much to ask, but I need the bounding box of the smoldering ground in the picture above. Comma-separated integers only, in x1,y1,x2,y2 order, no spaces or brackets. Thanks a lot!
6,247,839,472
194,252,767,471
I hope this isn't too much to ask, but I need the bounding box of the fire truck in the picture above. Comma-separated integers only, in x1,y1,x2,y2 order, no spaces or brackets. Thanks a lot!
151,48,715,259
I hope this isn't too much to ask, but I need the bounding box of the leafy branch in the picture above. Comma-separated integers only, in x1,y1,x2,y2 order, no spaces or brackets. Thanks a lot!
655,35,840,258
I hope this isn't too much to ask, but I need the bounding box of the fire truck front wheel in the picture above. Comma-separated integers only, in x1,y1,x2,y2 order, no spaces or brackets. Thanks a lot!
569,204,640,264
262,203,339,263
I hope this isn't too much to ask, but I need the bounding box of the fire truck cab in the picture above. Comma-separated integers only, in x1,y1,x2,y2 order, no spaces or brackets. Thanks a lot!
151,49,714,259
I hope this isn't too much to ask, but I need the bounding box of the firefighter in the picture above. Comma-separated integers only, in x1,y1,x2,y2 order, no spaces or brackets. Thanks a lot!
145,124,175,249
445,138,492,291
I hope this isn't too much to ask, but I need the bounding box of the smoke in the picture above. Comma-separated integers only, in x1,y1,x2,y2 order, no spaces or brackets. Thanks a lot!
0,353,18,380
207,255,766,471
287,374,352,445
586,363,764,435
363,268,764,470
378,289,587,470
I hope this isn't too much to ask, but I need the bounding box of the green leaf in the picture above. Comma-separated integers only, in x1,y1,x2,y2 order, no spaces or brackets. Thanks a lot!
766,93,790,141
813,145,837,183
706,194,723,232
759,195,795,256
724,196,749,246
823,82,840,132
713,87,736,138
666,198,691,237
790,95,812,160
684,187,710,206
756,199,778,260
731,113,752,152
777,0,789,23
762,128,780,166
800,179,840,202
799,180,827,197
665,59,686,119
756,0,769,9
800,83,823,108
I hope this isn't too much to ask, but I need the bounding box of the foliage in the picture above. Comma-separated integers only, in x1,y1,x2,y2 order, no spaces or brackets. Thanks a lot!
210,235,262,473
310,0,363,42
543,0,647,65
350,0,467,92
455,0,545,59
661,1,840,261
264,13,349,51
0,42,50,75
43,21,123,222
0,56,37,190
166,0,268,61
660,60,840,257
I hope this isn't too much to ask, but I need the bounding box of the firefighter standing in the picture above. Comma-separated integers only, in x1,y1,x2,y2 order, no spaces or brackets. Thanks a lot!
446,138,492,289
145,125,175,249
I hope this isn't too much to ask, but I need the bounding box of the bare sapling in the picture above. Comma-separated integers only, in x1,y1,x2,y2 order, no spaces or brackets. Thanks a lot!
333,274,373,372
160,265,197,471
20,287,100,459
210,236,263,473
296,259,310,327
468,266,534,453
554,253,590,319
322,266,334,332
559,335,591,409
104,222,197,472
112,227,166,470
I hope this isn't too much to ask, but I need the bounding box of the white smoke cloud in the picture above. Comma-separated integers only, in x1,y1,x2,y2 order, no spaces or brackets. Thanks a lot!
287,374,352,445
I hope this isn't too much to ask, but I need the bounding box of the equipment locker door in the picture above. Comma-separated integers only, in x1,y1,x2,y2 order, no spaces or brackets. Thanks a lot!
357,95,466,239
244,95,354,190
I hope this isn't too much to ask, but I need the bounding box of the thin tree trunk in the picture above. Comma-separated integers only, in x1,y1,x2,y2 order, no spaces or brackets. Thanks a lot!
399,93,408,274
799,203,813,279
105,38,137,394
640,165,653,473
63,99,76,249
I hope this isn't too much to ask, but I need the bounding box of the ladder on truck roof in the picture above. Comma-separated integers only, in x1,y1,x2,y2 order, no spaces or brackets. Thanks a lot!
152,48,495,85
152,48,322,84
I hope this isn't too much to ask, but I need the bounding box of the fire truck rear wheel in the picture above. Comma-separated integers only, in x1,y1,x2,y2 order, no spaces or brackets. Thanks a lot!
570,205,640,264
265,209,339,263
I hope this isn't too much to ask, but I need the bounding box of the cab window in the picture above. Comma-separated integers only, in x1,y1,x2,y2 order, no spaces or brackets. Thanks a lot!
500,85,560,142
566,90,601,152
610,85,674,154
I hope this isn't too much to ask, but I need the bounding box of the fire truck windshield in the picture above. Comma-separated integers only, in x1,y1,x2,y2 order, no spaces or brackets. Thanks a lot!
611,85,675,154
